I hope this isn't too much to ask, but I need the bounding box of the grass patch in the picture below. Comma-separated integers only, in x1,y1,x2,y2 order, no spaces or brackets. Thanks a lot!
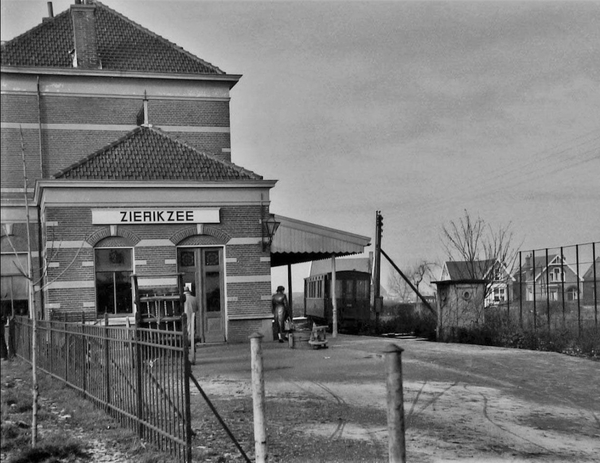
10,440,89,463
1,358,173,462
361,303,599,360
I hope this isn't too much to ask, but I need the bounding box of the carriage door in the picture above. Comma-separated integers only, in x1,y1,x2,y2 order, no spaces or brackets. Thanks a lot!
178,247,225,343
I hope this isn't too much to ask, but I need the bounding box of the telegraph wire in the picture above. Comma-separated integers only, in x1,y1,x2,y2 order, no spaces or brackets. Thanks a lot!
393,129,600,220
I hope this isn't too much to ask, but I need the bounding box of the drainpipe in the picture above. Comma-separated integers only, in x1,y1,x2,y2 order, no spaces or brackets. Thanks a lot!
37,76,44,178
36,205,45,319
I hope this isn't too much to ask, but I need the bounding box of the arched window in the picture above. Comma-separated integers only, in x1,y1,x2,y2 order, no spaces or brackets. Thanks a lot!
95,247,133,316
0,253,29,316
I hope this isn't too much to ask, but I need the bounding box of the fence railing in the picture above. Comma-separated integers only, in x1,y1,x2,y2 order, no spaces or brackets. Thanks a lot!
492,242,599,335
13,316,193,462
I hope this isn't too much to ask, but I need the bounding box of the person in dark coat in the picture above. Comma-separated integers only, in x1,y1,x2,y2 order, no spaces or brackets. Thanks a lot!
271,286,290,343
0,305,9,360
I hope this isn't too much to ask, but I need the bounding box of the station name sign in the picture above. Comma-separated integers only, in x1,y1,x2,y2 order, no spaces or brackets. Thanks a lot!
92,208,220,225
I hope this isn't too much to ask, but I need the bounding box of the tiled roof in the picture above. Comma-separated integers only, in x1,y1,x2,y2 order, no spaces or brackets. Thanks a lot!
53,126,262,181
444,259,496,280
1,1,224,74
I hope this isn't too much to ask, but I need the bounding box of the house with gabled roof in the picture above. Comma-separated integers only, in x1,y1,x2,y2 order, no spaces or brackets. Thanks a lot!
513,254,582,303
582,257,599,304
439,259,514,307
1,0,370,342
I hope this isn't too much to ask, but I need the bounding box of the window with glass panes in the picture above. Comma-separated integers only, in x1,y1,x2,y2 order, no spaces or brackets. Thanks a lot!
95,248,133,315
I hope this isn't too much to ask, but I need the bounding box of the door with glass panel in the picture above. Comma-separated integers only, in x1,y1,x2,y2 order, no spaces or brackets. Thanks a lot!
177,247,225,342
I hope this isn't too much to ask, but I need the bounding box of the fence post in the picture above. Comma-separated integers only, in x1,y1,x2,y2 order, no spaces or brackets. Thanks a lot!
182,313,193,463
383,344,406,463
65,321,69,384
81,323,87,398
7,317,16,359
135,323,144,438
249,332,267,463
104,312,110,413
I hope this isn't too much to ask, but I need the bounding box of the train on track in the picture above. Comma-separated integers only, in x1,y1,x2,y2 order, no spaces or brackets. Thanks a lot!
303,257,372,332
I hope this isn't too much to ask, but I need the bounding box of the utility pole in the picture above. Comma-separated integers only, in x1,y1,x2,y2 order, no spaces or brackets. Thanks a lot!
374,211,383,330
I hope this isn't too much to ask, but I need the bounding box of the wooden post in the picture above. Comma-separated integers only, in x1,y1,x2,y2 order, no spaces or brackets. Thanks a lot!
189,312,196,365
249,332,267,463
331,255,338,337
383,344,406,463
7,317,16,359
287,263,293,319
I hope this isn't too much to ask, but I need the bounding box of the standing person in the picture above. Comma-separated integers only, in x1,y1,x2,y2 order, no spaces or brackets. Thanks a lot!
272,286,290,343
183,287,199,344
0,306,8,361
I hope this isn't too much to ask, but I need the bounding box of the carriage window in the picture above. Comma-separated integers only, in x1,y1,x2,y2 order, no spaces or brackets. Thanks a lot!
335,280,343,300
356,280,368,300
95,248,133,315
344,280,355,303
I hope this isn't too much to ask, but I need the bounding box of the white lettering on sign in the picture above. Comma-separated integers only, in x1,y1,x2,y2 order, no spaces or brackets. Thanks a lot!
92,209,220,225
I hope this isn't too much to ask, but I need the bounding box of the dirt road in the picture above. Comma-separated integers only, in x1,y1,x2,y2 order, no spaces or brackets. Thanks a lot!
190,335,600,462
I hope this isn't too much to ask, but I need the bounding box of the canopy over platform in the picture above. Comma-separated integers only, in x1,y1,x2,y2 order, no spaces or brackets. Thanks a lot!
270,215,371,267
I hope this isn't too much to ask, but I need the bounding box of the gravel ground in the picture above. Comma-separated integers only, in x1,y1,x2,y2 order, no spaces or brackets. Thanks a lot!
3,334,599,462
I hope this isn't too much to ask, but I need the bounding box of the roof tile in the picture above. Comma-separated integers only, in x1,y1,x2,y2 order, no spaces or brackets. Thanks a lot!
1,1,224,74
53,127,262,181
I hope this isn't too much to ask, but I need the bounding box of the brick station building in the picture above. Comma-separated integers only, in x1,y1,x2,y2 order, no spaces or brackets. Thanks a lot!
1,1,370,342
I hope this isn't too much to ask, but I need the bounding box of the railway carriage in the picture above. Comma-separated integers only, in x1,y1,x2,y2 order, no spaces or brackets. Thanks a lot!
304,258,372,331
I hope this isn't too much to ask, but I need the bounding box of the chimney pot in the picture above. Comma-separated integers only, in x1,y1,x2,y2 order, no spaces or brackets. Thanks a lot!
47,2,54,18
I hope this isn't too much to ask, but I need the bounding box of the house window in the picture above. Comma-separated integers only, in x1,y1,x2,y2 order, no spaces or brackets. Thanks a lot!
550,290,558,301
550,268,562,282
95,248,133,315
0,253,30,316
493,287,506,302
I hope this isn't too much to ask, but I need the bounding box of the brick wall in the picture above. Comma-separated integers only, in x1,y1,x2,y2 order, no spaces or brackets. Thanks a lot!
228,318,273,344
1,128,43,187
149,100,230,127
40,96,141,125
42,202,272,326
1,94,39,123
165,132,231,158
1,94,232,182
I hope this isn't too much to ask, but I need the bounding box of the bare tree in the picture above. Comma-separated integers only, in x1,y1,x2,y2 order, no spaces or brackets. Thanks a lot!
6,126,84,446
441,210,520,303
388,260,436,302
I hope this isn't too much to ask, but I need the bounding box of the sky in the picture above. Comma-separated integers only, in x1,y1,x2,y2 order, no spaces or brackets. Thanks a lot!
2,0,599,295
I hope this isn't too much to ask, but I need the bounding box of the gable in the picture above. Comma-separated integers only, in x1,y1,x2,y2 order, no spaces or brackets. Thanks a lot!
53,126,262,182
1,1,224,75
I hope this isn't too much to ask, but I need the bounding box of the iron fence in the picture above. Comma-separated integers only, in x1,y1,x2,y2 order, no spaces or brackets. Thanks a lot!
13,316,193,462
496,242,598,334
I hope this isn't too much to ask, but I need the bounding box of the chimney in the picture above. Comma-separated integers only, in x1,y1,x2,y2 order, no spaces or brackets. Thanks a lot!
71,1,100,69
42,2,54,22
